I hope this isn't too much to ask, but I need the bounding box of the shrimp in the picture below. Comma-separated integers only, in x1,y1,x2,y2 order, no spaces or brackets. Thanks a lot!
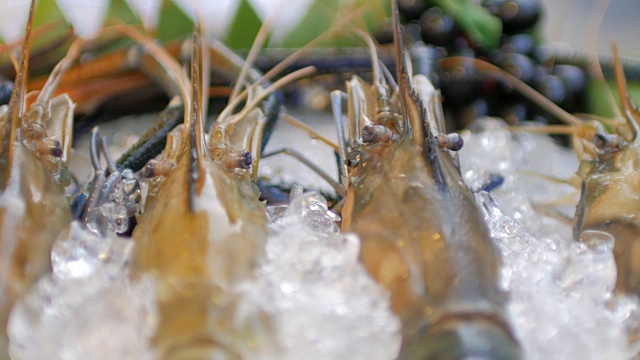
0,1,74,357
334,1,521,358
126,20,315,356
571,44,640,296
440,40,640,298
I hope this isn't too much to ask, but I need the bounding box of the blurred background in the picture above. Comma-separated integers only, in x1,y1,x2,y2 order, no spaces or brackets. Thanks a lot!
540,0,640,57
0,0,637,54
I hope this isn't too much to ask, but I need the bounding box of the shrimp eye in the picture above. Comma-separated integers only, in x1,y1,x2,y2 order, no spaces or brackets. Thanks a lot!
36,138,62,158
436,133,464,151
593,132,625,150
141,159,175,178
346,151,361,168
236,151,252,169
361,124,394,144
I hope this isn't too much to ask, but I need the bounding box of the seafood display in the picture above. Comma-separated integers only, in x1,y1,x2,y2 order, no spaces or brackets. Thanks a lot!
0,0,639,359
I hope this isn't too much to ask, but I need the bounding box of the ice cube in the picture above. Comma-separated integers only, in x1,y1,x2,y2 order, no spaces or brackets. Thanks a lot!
245,190,401,359
8,272,156,360
51,221,132,280
477,190,629,360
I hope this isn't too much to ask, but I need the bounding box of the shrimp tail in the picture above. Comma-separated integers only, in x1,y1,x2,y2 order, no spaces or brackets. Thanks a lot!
0,0,35,189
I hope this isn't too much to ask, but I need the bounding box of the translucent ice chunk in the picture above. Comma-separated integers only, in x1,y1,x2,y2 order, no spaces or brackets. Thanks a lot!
460,117,578,240
10,221,150,359
52,221,132,280
266,204,288,223
97,202,130,234
477,192,629,360
286,189,340,234
8,274,156,360
246,190,401,359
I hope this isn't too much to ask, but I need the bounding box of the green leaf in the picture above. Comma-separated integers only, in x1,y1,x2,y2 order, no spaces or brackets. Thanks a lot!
224,0,262,49
278,0,339,48
106,0,139,26
586,79,640,119
157,0,193,42
431,0,502,50
33,0,64,29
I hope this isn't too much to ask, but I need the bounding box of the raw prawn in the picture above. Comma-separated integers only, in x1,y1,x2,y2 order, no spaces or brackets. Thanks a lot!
334,1,521,358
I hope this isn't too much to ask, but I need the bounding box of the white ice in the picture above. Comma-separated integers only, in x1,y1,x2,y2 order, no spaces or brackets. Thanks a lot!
248,188,401,360
15,114,640,359
7,222,156,360
460,118,639,360
8,186,400,359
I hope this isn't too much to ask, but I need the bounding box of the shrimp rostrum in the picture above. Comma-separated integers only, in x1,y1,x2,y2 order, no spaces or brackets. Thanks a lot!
0,1,74,357
334,2,521,358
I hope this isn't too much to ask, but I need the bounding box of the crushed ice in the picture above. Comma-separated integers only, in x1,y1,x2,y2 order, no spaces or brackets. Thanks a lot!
8,116,640,359
460,118,640,360
250,187,401,359
7,222,156,360
8,187,401,359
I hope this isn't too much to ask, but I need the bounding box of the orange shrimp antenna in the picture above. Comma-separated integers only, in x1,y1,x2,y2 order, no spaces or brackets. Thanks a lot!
439,56,584,127
612,42,640,140
350,26,382,87
212,6,366,131
0,0,36,190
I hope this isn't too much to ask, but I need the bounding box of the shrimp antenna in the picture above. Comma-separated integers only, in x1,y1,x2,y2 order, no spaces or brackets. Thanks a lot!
612,42,640,141
379,60,398,90
113,25,190,108
585,0,621,118
82,127,107,225
0,0,35,190
228,0,282,102
232,67,316,125
440,56,584,127
213,6,367,129
28,37,87,123
350,26,382,86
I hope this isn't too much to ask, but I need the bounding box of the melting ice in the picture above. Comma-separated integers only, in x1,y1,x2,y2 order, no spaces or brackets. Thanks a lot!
7,222,155,360
249,187,401,360
460,118,639,360
7,188,401,359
